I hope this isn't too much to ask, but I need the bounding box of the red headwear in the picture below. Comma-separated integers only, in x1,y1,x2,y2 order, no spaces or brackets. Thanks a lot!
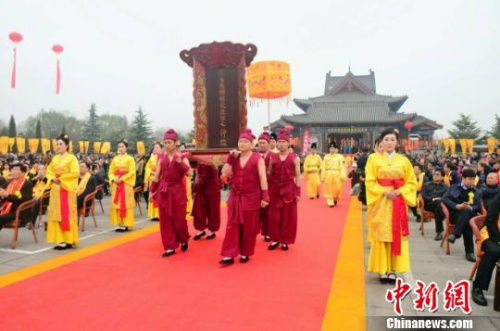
239,129,255,142
258,132,271,142
277,129,290,142
163,129,178,141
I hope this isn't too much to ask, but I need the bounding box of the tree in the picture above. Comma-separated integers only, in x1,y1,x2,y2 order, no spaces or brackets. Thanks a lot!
20,109,84,142
487,114,500,138
36,119,42,153
83,103,101,143
130,106,152,152
99,114,129,149
447,113,481,139
9,115,17,153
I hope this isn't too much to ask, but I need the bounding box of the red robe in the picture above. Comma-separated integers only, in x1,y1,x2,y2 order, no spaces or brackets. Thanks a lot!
260,152,273,237
269,152,298,245
192,163,221,232
221,152,262,258
152,153,190,250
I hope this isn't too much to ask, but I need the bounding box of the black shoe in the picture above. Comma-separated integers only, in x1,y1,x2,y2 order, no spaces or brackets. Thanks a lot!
240,256,250,263
264,236,271,242
466,253,476,263
379,274,389,284
472,287,488,306
219,258,234,266
448,234,457,244
206,233,216,240
150,218,159,222
434,232,443,241
162,250,175,258
387,273,397,284
115,227,129,233
268,242,279,251
281,244,289,251
193,231,206,240
181,242,188,252
54,243,72,251
415,216,421,223
316,194,320,198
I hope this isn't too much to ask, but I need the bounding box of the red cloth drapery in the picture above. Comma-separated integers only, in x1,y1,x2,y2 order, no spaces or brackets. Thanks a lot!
113,170,128,218
377,178,409,256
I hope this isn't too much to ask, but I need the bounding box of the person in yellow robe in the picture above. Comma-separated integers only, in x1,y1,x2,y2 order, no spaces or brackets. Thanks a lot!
109,139,136,232
46,134,80,250
366,128,417,283
145,142,162,221
321,142,347,207
303,143,322,199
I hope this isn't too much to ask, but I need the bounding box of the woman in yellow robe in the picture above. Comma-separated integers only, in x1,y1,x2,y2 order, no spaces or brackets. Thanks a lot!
46,134,80,250
109,139,136,232
366,128,417,283
303,143,323,199
145,142,162,220
321,142,346,207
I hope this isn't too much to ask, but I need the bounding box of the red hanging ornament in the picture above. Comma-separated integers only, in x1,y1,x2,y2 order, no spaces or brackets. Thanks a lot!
404,120,414,131
8,32,23,88
284,124,294,131
52,44,64,94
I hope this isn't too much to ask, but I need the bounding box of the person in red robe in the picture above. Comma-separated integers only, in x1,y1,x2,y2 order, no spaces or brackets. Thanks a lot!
219,129,270,266
192,163,221,240
258,131,273,242
268,130,301,251
150,129,193,258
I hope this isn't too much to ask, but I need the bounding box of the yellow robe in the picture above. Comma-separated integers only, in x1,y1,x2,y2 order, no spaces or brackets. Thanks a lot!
33,179,48,199
46,153,80,245
303,153,323,198
109,154,136,227
145,154,159,219
185,175,193,220
365,152,417,275
321,153,347,206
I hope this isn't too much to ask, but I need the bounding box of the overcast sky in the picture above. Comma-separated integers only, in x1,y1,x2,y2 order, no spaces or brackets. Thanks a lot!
0,0,498,135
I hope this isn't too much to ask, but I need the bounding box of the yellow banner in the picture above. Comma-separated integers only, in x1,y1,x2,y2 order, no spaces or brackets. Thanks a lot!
41,138,51,153
459,139,468,155
443,139,449,154
449,139,456,155
16,137,26,154
84,141,90,154
137,141,145,156
467,139,474,155
79,141,84,153
8,138,15,152
100,142,111,154
487,138,498,154
69,141,73,153
94,141,102,154
0,136,8,154
28,138,39,154
52,139,57,152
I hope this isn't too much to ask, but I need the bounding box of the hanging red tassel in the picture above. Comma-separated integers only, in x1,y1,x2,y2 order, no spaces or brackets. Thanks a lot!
52,44,64,95
8,32,23,89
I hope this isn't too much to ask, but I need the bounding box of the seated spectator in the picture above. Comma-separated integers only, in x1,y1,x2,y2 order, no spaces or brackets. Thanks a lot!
421,169,448,241
348,163,361,188
425,162,435,182
31,164,48,199
357,172,366,206
479,172,499,209
2,163,10,179
443,169,483,262
472,192,500,307
0,163,33,230
91,163,104,201
26,162,39,181
0,174,7,189
76,161,96,211
444,162,461,186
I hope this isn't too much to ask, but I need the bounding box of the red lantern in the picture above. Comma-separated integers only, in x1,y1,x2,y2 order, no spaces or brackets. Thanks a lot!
52,44,64,94
8,31,23,88
284,125,294,131
404,121,414,131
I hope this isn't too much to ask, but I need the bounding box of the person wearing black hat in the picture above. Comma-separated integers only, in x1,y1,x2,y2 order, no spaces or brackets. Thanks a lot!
321,141,346,207
269,132,278,153
303,142,323,199
442,168,483,262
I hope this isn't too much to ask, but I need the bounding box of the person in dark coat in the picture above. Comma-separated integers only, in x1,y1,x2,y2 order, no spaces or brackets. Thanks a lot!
0,164,33,229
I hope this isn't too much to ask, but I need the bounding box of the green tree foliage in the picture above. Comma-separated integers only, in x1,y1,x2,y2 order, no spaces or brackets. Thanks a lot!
9,115,17,153
130,106,152,152
447,113,481,139
99,114,129,149
83,103,101,143
487,114,500,138
20,110,84,142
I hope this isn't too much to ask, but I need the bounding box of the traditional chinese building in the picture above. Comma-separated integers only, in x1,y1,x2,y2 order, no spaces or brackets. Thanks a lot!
269,69,442,153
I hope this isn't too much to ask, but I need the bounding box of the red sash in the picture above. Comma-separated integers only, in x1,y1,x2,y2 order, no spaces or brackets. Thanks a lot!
114,170,128,218
59,184,70,232
0,177,26,215
377,178,409,256
151,167,158,208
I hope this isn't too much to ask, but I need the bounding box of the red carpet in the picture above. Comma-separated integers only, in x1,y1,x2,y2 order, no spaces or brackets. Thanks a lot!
0,181,352,331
